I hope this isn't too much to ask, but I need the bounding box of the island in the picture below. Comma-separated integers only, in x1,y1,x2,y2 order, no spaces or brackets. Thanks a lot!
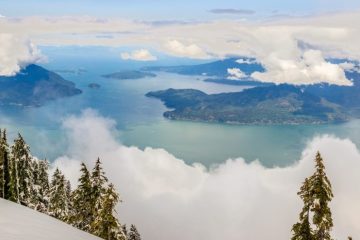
0,64,82,107
142,57,265,78
146,84,355,125
102,70,156,80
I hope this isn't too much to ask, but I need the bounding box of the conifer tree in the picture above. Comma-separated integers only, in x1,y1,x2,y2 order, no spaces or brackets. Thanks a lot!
0,130,12,200
0,129,3,198
90,158,109,225
122,225,128,239
33,159,50,213
49,168,70,221
128,225,141,240
91,158,108,204
70,163,93,231
12,133,34,206
91,183,126,240
309,152,333,240
291,152,334,240
291,178,314,240
9,153,19,203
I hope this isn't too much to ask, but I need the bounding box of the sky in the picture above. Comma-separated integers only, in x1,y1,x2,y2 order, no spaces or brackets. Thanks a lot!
1,0,360,20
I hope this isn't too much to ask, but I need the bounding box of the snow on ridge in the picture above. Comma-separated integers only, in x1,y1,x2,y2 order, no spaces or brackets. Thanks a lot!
0,198,101,240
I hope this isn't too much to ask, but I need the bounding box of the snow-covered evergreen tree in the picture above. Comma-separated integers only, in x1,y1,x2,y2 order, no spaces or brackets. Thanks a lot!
0,129,3,198
0,130,17,202
9,152,19,203
91,158,108,204
70,163,93,231
128,225,141,240
91,183,126,240
49,168,70,221
0,130,12,200
12,133,35,206
122,225,128,239
33,159,50,213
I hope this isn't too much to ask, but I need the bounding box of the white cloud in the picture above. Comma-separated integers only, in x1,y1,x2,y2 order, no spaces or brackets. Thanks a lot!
0,33,45,76
164,40,210,59
339,61,360,73
120,49,157,61
251,49,352,85
52,109,360,240
227,68,247,80
2,13,359,84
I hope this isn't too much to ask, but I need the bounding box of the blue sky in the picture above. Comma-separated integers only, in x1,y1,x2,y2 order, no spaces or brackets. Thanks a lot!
1,0,360,20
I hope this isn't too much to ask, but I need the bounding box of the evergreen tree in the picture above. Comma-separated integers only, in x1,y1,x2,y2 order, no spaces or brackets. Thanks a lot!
91,158,108,204
128,225,141,240
291,178,314,240
309,152,334,240
8,152,19,203
12,133,34,206
49,168,70,221
122,225,128,239
0,129,3,198
70,163,93,231
33,159,50,213
91,183,126,240
291,152,334,240
0,130,12,200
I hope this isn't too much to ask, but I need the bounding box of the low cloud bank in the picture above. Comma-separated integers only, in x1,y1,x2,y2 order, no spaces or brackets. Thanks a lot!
52,109,360,240
0,33,44,76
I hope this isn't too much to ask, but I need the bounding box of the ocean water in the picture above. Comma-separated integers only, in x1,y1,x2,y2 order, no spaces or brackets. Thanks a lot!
1,46,360,167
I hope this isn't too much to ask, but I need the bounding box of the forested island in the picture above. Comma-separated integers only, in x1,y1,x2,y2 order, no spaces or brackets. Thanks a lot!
0,64,82,107
102,70,156,80
147,71,360,125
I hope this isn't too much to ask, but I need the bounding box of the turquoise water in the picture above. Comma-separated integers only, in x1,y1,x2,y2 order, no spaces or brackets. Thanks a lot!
1,46,360,167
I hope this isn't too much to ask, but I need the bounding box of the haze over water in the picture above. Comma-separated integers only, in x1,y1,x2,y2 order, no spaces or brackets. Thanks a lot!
1,46,360,167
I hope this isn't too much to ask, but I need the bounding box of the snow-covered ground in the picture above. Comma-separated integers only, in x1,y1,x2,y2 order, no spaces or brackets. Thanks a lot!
0,198,101,240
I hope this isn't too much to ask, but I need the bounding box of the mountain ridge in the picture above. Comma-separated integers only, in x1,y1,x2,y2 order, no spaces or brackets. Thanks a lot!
0,64,82,107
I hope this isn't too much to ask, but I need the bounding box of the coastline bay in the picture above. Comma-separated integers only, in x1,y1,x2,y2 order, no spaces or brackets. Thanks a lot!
0,47,359,168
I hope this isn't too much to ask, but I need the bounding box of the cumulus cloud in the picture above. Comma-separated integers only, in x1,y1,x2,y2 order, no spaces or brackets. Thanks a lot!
227,68,247,79
0,33,45,76
209,8,255,15
339,61,360,73
251,49,352,85
2,13,360,84
164,40,210,59
120,49,157,61
52,109,360,240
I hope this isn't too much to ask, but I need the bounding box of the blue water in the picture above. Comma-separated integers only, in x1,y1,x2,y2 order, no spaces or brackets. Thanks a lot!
1,46,360,167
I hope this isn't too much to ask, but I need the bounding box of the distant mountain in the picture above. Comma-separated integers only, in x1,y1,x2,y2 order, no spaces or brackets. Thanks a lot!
142,57,265,78
102,70,156,80
146,84,348,125
0,198,100,240
0,64,82,107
